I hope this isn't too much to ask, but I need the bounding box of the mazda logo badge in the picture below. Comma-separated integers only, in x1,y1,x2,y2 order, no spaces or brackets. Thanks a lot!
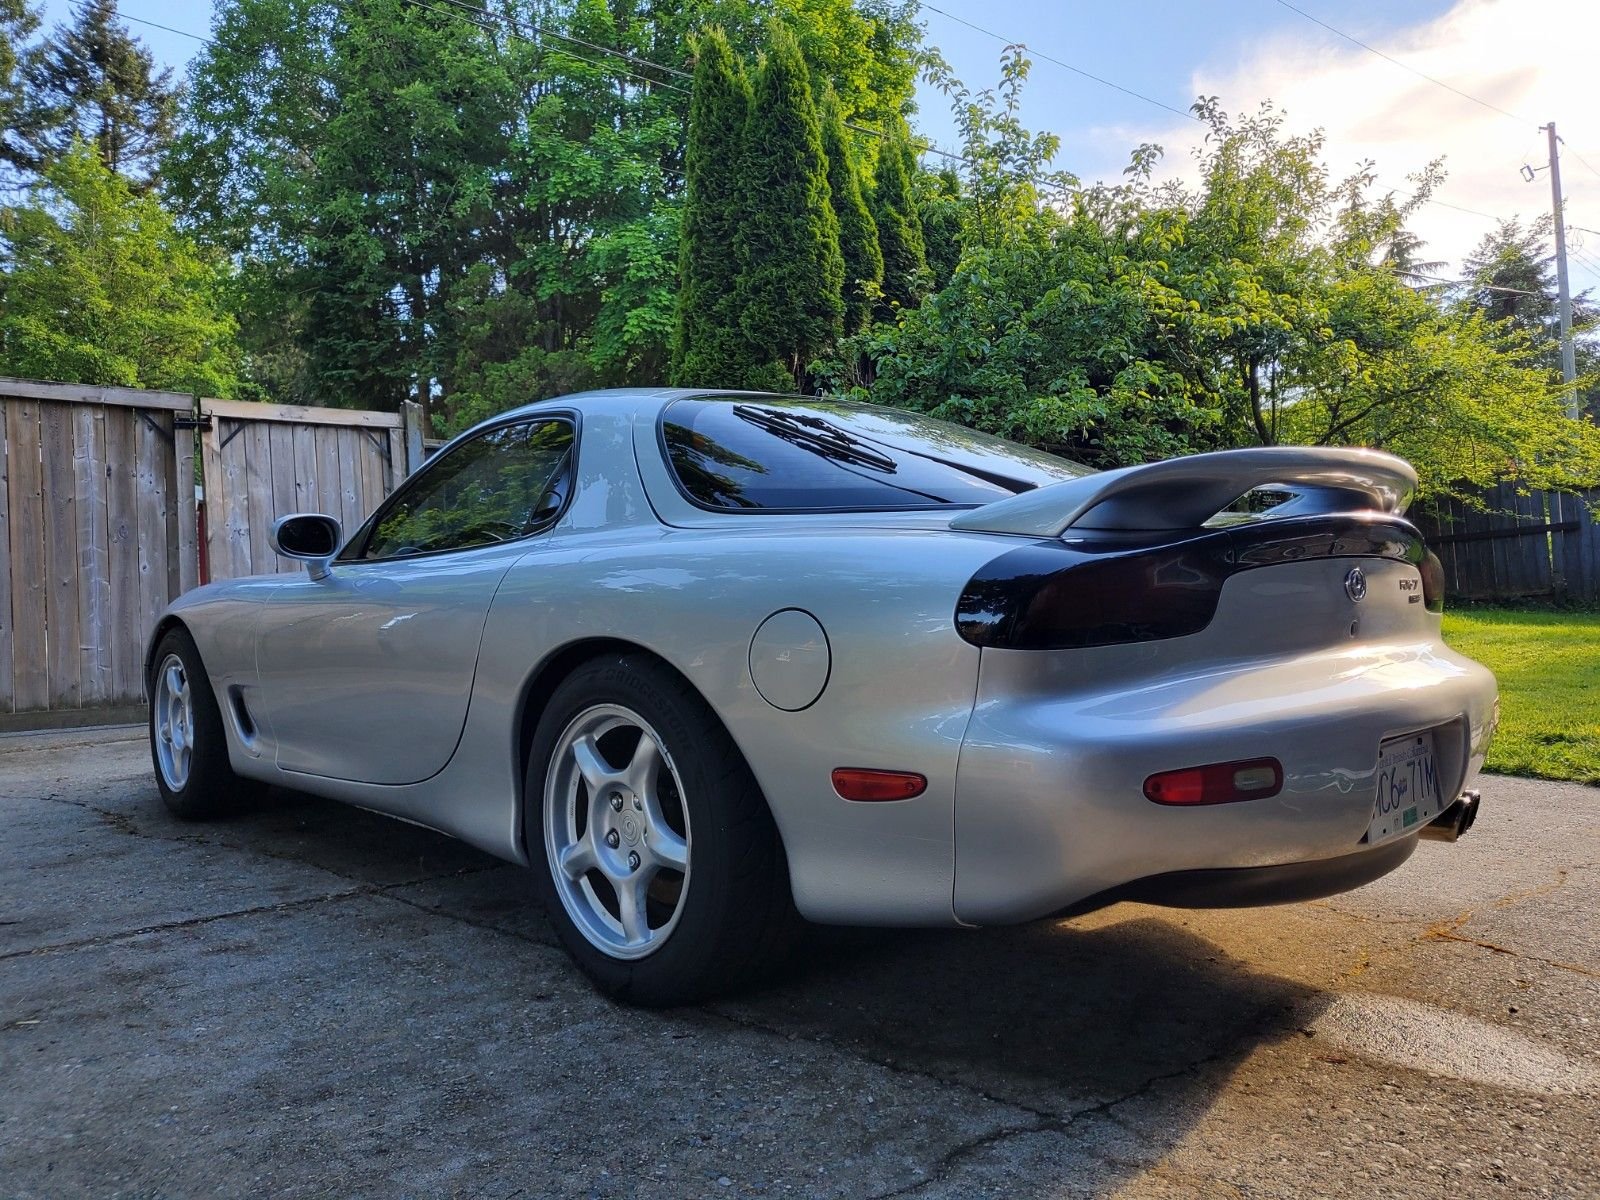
1344,567,1368,603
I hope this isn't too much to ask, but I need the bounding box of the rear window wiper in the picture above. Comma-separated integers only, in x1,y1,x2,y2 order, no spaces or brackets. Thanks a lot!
733,404,899,473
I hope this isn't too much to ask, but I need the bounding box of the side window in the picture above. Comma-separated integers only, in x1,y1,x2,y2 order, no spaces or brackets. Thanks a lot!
358,418,575,560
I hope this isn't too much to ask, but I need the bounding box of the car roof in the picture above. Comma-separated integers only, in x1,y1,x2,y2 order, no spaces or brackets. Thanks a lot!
492,387,798,425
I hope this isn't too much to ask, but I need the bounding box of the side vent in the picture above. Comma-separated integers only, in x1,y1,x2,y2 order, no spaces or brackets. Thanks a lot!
228,687,258,741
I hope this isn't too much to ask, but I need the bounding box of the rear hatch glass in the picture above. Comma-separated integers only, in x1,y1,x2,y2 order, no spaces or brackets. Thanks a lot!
661,396,1091,513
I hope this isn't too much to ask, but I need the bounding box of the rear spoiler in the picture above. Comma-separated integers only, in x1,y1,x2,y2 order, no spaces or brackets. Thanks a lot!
949,447,1417,537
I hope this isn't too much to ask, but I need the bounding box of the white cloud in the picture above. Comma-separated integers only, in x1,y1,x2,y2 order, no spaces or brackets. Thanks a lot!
1073,0,1600,283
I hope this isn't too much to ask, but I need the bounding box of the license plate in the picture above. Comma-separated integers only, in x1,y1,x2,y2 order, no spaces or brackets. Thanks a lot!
1368,732,1446,844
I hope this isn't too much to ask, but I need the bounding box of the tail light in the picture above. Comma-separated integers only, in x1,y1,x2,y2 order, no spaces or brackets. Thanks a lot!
1419,548,1446,613
955,537,1230,650
956,514,1431,651
1144,758,1283,805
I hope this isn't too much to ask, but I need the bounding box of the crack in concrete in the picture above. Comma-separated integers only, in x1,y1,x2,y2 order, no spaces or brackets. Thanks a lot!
1419,908,1600,978
699,1004,1059,1121
0,865,499,963
1490,868,1572,910
1314,859,1587,932
378,886,565,955
1311,871,1599,982
363,892,1260,1179
30,787,506,899
1424,928,1600,979
860,1047,1239,1200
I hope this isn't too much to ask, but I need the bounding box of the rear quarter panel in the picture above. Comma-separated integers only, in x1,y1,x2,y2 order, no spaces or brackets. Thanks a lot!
477,526,1006,924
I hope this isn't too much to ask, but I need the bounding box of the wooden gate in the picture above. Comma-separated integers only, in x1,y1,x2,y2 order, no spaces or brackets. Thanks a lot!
198,398,405,581
0,379,197,721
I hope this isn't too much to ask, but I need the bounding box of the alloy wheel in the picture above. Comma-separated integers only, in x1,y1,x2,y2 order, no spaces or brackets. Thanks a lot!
153,653,194,791
543,704,692,960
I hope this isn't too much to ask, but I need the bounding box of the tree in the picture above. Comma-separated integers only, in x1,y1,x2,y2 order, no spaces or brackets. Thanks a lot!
0,141,238,395
1462,217,1565,330
160,0,338,403
164,0,924,419
831,58,1600,497
1459,217,1599,417
870,121,927,315
921,43,1072,255
174,0,703,425
664,0,919,138
1380,225,1444,290
443,0,682,430
0,0,40,188
819,85,880,335
917,167,963,289
735,22,843,385
16,0,178,185
672,27,758,387
297,0,524,416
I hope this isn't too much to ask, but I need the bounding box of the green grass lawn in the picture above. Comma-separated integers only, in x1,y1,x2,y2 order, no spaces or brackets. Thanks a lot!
1442,608,1600,785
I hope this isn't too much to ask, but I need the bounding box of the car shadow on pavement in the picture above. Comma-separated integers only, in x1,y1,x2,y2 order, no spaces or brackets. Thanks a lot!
720,918,1320,1166
189,786,1322,1194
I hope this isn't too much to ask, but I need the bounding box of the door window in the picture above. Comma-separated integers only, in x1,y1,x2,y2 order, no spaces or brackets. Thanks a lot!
356,417,575,560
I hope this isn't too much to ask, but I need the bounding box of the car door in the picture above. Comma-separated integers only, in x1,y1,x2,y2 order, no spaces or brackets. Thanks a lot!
253,414,576,785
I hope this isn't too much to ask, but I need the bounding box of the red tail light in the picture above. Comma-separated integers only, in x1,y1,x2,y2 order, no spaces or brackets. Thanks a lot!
832,768,928,802
1143,758,1283,805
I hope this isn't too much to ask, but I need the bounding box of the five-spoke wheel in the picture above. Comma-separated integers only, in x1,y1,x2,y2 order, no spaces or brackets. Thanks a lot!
526,654,796,1006
544,704,692,959
152,653,194,792
147,627,261,819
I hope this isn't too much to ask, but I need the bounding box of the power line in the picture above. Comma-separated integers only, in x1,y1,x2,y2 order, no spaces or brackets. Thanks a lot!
111,3,690,178
410,0,1080,194
115,2,990,188
393,0,688,95
1269,0,1532,127
117,10,210,44
1566,244,1600,276
112,0,1543,231
1411,271,1538,297
917,2,1202,124
1427,197,1504,222
1565,145,1600,186
116,1,688,100
426,0,690,82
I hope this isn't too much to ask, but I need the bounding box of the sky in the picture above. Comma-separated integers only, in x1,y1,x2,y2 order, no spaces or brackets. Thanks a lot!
39,0,1600,290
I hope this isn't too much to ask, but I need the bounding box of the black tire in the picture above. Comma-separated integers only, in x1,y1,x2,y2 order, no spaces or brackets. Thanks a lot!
148,626,263,820
525,654,797,1006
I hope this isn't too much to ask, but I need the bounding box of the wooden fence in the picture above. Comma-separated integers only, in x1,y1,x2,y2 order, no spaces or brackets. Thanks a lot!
1,379,419,725
199,398,405,581
0,379,197,719
1412,483,1600,603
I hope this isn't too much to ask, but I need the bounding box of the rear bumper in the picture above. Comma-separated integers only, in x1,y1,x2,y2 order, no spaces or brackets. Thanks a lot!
1055,835,1418,916
953,637,1497,924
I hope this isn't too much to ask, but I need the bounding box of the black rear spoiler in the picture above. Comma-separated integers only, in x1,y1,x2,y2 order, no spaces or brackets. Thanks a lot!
949,447,1417,537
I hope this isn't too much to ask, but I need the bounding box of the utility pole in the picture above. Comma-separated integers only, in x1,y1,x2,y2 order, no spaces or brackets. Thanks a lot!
1545,121,1579,417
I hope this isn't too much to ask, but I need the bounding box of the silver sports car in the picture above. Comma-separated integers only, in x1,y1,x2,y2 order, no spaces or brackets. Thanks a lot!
147,388,1497,1004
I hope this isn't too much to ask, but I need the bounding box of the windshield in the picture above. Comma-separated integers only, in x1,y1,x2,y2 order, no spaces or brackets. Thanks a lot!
661,396,1090,512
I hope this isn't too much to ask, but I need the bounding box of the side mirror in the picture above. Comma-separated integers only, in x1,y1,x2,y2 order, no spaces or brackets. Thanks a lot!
270,513,343,581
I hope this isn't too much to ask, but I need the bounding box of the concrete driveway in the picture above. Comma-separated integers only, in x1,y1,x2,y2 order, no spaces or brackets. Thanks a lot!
2,726,1596,1199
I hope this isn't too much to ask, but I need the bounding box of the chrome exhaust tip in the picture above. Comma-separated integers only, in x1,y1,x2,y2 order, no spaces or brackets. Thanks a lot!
1419,789,1480,843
